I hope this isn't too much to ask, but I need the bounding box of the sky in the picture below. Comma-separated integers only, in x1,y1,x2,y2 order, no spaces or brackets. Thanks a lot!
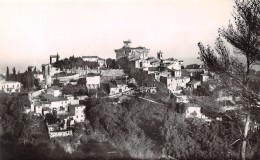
0,0,235,74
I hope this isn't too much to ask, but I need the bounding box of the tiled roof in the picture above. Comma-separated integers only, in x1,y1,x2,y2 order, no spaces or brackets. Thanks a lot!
129,57,140,62
148,67,159,71
43,94,67,102
187,79,200,85
87,73,100,77
101,70,125,77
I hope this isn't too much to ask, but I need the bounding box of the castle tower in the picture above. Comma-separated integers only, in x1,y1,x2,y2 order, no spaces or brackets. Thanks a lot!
42,64,52,87
50,53,60,64
157,51,163,60
123,40,131,48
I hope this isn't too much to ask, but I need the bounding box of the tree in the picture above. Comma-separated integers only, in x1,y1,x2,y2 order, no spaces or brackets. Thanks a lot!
6,67,9,81
106,58,116,69
0,93,30,141
53,78,60,87
33,66,37,73
45,113,57,125
116,57,129,69
197,1,260,159
12,67,16,76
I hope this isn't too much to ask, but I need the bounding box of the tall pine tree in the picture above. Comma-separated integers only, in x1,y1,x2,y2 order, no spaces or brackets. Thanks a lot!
197,0,260,159
6,67,9,81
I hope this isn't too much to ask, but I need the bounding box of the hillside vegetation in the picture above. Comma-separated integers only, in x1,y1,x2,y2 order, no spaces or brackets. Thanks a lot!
82,97,259,160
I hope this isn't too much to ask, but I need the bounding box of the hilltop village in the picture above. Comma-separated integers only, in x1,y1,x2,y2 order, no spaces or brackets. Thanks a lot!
0,40,260,159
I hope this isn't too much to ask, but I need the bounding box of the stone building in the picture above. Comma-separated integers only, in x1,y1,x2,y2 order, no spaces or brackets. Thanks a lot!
50,53,60,64
114,40,150,60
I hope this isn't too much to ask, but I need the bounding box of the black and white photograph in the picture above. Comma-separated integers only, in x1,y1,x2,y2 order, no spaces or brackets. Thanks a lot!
0,0,259,159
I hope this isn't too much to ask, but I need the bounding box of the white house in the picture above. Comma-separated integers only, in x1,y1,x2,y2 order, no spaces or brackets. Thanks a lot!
164,59,182,70
179,103,202,118
200,74,209,82
68,105,86,123
28,89,45,100
82,56,99,62
97,58,106,67
172,69,181,77
65,94,79,105
0,81,21,93
47,87,62,97
173,93,189,103
34,73,44,82
178,103,211,122
160,76,190,93
186,80,201,90
82,56,106,67
47,127,73,139
86,73,100,89
109,80,130,95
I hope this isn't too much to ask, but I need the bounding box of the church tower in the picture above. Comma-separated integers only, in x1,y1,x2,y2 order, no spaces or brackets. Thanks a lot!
157,51,163,60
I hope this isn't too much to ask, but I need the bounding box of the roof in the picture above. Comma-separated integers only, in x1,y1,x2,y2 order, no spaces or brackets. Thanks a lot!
87,73,100,77
50,55,58,58
82,56,99,58
173,93,186,97
0,80,21,85
145,57,158,62
101,69,125,77
43,94,67,102
129,57,140,62
145,57,154,60
148,67,159,72
57,114,70,120
180,103,200,108
187,79,200,85
150,60,160,64
97,57,105,60
115,46,148,51
70,104,85,107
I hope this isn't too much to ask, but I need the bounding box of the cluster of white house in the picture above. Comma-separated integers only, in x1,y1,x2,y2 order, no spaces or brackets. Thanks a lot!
28,87,86,138
114,40,215,121
109,80,131,96
115,40,209,94
39,55,129,96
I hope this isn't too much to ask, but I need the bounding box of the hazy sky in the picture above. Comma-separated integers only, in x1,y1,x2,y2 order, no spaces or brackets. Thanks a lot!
0,0,234,74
